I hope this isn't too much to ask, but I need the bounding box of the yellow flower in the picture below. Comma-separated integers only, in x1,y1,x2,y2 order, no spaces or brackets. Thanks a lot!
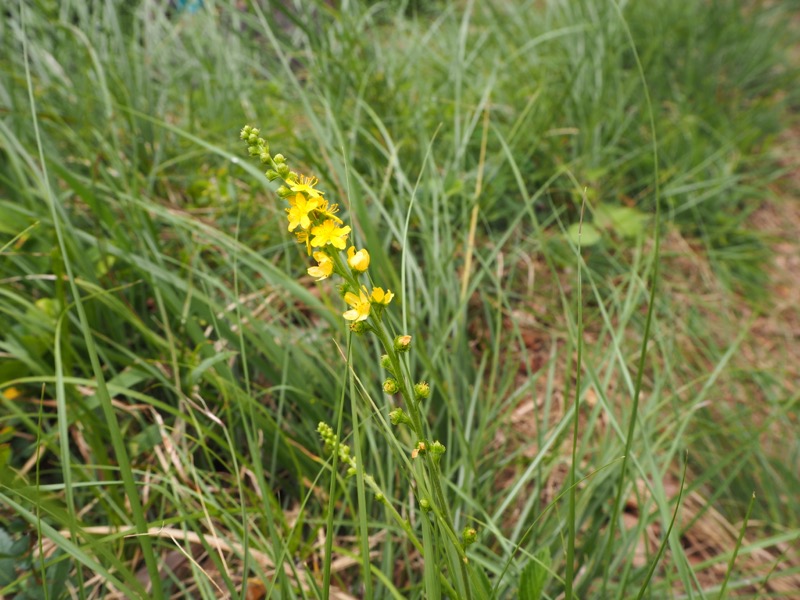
289,174,324,199
370,287,394,305
347,246,370,272
317,202,343,223
295,230,313,255
3,387,21,400
343,290,371,322
307,251,333,280
311,219,351,250
287,195,320,231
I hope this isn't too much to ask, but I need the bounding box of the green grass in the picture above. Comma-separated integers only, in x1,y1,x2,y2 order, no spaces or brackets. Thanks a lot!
1,0,798,598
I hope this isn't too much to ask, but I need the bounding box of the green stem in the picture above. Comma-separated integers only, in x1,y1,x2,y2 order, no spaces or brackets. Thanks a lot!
371,320,472,599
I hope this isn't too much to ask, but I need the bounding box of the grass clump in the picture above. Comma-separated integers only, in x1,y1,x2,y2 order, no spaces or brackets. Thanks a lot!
0,0,798,598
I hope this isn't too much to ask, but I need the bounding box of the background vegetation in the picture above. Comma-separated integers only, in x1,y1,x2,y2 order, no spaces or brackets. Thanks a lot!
1,0,798,597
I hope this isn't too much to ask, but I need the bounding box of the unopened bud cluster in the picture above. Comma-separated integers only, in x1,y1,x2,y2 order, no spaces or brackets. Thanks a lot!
317,422,356,476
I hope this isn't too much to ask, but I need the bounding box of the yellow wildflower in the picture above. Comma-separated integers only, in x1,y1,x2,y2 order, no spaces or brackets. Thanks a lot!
343,290,371,322
347,246,370,272
307,252,334,280
311,219,351,250
3,387,21,400
289,174,324,199
317,202,343,223
371,287,394,305
287,195,320,231
295,230,313,255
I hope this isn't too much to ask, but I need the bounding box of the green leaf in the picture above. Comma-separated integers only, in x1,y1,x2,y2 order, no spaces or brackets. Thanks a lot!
566,223,601,247
188,350,239,387
0,528,27,587
469,563,494,598
129,424,162,457
595,204,648,238
519,548,551,600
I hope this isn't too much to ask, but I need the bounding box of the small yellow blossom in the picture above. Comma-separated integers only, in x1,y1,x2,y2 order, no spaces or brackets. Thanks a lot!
317,202,343,223
287,195,320,231
311,219,351,250
295,230,313,255
307,252,334,280
347,246,370,272
2,387,21,400
289,174,324,199
370,287,394,305
343,290,371,322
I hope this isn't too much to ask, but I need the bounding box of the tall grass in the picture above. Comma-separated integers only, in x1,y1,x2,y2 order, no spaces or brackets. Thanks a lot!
0,0,797,598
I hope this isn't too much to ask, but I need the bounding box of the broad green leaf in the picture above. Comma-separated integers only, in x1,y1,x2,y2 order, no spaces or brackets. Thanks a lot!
566,223,601,247
595,204,648,238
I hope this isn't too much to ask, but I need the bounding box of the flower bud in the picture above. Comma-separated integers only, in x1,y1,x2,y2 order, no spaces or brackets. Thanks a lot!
430,440,446,464
277,163,290,178
411,440,426,458
259,151,271,163
248,133,259,144
265,169,280,181
347,246,370,272
389,408,411,426
349,321,368,334
273,153,286,164
240,125,251,139
462,527,478,546
375,493,385,503
414,381,430,400
420,498,432,513
380,354,393,372
248,145,260,156
383,378,399,395
346,467,357,478
394,334,412,353
276,185,291,197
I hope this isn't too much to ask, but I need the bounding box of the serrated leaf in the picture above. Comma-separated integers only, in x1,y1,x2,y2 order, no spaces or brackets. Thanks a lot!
519,548,551,600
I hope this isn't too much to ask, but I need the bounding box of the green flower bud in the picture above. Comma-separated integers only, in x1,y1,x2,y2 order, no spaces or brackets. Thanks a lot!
240,125,251,139
462,527,478,546
259,151,271,163
273,153,286,164
276,185,291,197
420,498,432,513
383,378,399,395
277,163,290,178
247,133,259,144
394,334,412,353
248,145,261,156
414,381,430,400
346,467,357,478
380,354,393,372
430,440,446,464
349,321,368,334
375,493,385,503
389,408,411,426
265,169,280,181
